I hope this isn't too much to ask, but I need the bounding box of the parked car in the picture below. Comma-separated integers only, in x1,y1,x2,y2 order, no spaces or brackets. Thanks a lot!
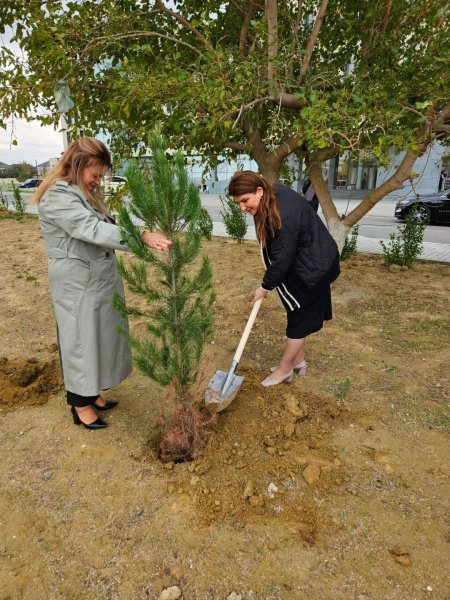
394,190,450,225
102,175,127,194
18,179,42,189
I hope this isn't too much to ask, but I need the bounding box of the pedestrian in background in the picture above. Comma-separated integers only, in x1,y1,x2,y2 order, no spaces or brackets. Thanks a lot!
301,176,319,212
439,169,448,192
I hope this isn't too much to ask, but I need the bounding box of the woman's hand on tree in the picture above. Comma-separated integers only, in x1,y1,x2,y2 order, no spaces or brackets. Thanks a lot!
254,287,268,302
141,231,173,251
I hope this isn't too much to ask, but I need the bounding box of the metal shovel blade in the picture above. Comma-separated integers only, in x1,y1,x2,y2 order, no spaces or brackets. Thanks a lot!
204,369,244,413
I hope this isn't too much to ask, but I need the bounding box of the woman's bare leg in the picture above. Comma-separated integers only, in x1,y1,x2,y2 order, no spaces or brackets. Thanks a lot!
291,339,306,366
267,337,305,381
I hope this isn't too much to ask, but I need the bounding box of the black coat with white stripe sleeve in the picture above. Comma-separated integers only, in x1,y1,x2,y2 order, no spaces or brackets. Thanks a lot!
260,184,340,311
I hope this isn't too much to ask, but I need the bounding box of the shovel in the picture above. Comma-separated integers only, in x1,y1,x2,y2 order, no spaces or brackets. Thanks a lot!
205,297,263,412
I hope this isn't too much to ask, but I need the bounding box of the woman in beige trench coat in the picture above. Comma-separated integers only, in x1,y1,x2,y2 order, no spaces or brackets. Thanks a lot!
35,138,172,429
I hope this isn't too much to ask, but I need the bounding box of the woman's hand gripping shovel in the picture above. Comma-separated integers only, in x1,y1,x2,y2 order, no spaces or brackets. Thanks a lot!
205,297,263,412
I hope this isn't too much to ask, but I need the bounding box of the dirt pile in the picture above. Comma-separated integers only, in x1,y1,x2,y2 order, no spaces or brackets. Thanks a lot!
154,365,352,545
0,356,62,410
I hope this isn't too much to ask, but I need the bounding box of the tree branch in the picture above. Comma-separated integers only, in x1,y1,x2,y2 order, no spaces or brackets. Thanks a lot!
223,141,248,152
272,134,301,162
380,0,393,34
239,2,258,58
83,31,207,60
266,0,278,94
288,0,303,79
295,0,304,31
343,150,421,227
433,104,450,133
155,0,216,57
342,106,436,227
228,0,246,17
299,0,329,83
308,162,339,222
228,92,306,129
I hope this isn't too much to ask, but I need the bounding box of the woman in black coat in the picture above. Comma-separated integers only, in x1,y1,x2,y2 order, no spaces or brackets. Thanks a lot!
228,171,340,387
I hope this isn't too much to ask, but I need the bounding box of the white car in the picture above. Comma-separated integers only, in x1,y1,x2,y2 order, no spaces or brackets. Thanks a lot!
102,175,127,194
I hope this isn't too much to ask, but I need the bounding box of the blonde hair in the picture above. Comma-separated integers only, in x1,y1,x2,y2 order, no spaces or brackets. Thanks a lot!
228,170,282,245
34,137,112,209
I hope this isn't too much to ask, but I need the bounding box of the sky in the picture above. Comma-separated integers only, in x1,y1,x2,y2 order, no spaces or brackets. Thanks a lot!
0,119,64,166
0,24,64,166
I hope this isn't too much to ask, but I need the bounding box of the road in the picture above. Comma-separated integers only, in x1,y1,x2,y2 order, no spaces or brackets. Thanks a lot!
202,194,450,245
5,190,450,245
353,215,450,244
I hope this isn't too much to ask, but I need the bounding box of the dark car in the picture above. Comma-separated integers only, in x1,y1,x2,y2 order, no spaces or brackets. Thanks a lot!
394,190,450,225
18,179,42,189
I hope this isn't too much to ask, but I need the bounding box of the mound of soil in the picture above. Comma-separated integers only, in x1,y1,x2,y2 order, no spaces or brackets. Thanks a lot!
0,356,62,410
156,365,351,546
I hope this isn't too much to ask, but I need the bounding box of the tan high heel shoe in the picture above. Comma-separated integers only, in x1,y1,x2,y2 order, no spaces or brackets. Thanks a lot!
261,370,294,387
270,360,307,376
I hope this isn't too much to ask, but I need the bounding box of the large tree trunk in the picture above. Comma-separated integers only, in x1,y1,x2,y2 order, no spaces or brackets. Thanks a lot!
308,162,350,252
326,217,351,253
253,153,283,183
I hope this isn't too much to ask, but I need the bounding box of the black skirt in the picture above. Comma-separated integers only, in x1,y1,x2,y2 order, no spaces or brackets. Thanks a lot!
285,283,332,339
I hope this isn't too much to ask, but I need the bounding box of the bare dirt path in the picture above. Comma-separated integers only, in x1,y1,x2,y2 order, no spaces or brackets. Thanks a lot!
0,214,448,599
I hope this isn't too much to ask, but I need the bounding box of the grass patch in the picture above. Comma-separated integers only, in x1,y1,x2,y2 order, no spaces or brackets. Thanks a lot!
324,377,352,400
0,210,37,222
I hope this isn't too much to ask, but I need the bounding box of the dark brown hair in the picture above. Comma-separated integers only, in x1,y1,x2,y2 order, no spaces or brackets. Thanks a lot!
34,137,112,208
228,171,281,245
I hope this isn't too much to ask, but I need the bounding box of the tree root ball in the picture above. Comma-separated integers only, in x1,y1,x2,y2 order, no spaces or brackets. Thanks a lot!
158,403,206,464
159,427,195,463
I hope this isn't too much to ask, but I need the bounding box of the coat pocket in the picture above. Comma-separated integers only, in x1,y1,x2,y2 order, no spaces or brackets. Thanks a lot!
49,257,91,293
85,257,117,295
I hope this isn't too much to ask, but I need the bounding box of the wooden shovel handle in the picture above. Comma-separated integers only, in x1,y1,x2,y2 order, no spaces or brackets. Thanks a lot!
232,297,263,364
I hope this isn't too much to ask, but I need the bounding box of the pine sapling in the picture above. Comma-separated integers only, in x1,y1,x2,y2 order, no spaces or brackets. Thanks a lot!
198,206,213,240
113,132,215,463
220,194,247,243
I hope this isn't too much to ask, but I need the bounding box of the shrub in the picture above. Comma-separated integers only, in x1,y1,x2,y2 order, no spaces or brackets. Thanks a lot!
113,131,215,463
0,189,8,210
341,225,359,260
11,183,26,216
380,205,425,268
198,206,213,240
220,194,247,243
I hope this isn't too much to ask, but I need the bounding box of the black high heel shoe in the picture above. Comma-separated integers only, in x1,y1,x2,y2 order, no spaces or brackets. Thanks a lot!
71,406,107,429
93,399,119,411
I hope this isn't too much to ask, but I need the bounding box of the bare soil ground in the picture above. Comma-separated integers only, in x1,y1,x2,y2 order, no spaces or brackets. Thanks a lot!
0,214,449,600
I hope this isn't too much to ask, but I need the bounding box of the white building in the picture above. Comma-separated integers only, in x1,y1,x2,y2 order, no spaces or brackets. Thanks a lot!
376,142,449,201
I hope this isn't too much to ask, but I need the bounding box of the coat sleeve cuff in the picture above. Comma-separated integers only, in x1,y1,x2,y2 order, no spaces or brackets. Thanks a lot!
260,283,272,292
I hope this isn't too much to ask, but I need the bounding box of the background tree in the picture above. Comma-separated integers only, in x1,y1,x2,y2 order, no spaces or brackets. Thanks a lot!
1,0,449,248
114,132,215,462
0,162,37,180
